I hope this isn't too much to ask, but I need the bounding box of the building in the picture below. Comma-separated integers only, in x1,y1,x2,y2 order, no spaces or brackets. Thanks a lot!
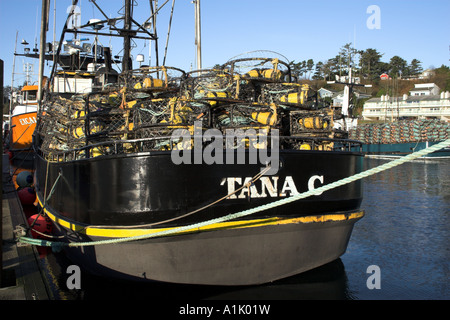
318,88,338,99
362,91,450,122
419,69,435,79
404,69,435,81
330,90,372,107
318,87,371,106
409,83,440,96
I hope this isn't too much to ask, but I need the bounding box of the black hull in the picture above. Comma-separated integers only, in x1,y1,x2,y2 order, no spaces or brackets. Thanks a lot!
54,211,363,285
35,150,362,226
34,149,364,285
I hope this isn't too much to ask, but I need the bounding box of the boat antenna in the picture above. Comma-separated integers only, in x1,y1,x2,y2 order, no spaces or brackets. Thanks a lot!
45,0,79,95
149,0,160,69
9,32,18,122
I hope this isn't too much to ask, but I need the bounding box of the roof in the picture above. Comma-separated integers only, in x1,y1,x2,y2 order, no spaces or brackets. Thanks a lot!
410,88,435,92
331,90,372,98
411,83,440,91
21,85,39,91
318,88,338,94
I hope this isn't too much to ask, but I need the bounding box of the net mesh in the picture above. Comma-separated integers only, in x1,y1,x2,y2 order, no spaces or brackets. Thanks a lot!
38,60,349,159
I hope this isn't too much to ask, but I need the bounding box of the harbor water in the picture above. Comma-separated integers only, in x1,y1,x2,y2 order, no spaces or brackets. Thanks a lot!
38,157,450,300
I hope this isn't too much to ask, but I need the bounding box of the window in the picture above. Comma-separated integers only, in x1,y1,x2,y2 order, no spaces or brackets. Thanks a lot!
25,90,37,101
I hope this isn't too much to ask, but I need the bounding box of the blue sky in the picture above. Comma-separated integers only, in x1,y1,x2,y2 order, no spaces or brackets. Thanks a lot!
1,0,449,87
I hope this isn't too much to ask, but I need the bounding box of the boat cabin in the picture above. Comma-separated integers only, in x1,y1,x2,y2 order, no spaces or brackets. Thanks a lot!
17,85,38,105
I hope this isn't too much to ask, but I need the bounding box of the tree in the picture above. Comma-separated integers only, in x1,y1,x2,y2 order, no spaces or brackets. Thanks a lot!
359,48,384,79
289,60,306,79
289,59,315,80
312,61,324,80
433,65,450,91
320,59,338,81
408,59,423,76
337,43,359,76
389,56,408,78
305,59,314,79
376,61,390,76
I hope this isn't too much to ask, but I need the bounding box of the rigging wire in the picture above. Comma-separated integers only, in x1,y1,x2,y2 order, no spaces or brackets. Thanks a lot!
162,0,176,66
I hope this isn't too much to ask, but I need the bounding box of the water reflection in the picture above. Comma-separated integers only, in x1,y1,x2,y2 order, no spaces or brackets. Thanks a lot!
43,252,356,300
342,158,449,300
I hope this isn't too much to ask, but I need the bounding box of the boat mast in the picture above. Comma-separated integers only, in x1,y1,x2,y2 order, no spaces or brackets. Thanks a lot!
38,0,49,107
122,0,132,72
194,0,202,70
9,32,18,121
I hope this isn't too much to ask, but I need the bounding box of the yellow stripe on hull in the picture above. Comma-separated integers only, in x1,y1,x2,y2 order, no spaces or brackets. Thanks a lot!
38,195,364,239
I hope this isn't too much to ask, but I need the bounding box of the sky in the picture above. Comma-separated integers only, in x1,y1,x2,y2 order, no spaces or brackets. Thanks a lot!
0,0,449,88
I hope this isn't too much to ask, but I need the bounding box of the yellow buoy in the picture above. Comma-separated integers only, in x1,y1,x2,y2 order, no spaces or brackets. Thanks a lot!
134,77,165,89
143,77,164,88
198,90,228,106
261,69,282,80
245,69,282,80
71,110,85,119
91,147,102,157
251,111,277,126
281,92,305,104
73,127,85,139
246,69,261,78
299,143,312,150
299,117,328,129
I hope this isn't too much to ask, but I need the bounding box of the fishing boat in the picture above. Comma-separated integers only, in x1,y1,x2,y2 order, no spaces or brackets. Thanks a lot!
32,0,365,285
9,85,38,149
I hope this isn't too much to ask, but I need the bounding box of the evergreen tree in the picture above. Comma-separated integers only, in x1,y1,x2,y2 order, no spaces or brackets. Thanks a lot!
359,48,384,79
312,61,324,80
289,60,306,79
306,59,314,79
408,59,423,76
389,56,408,78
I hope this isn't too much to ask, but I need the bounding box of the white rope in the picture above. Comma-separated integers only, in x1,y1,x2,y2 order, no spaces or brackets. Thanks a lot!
18,138,450,249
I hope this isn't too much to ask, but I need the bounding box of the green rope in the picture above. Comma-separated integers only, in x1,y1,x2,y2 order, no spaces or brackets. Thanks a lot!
18,138,450,249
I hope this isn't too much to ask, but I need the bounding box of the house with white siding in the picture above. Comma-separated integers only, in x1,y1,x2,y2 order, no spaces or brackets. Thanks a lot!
409,83,440,96
362,90,450,122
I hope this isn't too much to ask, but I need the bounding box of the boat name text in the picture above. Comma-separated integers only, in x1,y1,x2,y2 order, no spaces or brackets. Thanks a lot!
19,116,37,126
221,175,324,199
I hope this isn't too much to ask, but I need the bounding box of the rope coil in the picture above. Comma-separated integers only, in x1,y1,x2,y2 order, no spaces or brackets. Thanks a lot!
17,138,450,250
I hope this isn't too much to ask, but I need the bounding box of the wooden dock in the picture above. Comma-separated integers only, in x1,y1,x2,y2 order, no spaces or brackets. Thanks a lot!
1,155,50,300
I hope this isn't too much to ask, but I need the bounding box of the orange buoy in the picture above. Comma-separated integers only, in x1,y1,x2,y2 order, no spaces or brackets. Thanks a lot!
27,214,53,239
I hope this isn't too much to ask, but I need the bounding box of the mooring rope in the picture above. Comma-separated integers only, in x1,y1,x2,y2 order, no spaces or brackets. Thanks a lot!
17,138,450,250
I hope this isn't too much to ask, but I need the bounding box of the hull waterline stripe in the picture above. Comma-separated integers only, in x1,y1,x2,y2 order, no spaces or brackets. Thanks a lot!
36,196,364,238
20,138,450,248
